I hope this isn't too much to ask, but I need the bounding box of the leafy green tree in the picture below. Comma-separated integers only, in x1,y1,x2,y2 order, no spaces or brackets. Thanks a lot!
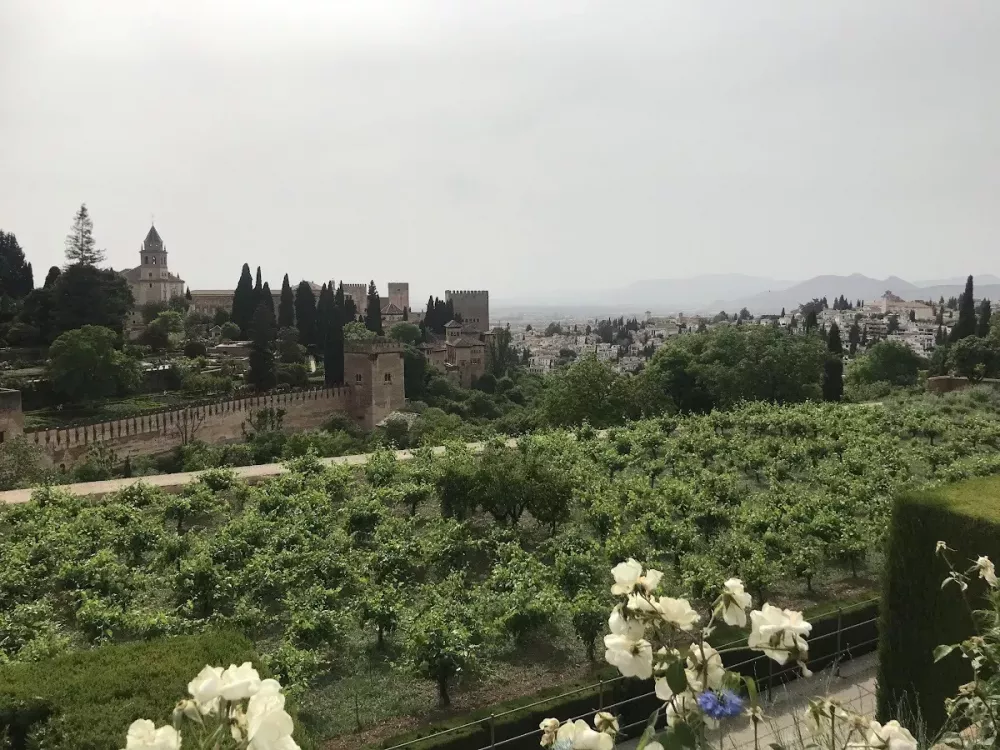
184,340,207,358
404,593,480,706
848,340,923,387
343,321,375,341
976,298,992,338
571,593,607,662
49,263,133,337
804,309,818,333
0,437,53,490
140,301,167,324
388,322,421,345
277,326,305,363
365,280,382,334
231,263,255,335
949,336,997,382
402,346,426,397
0,230,34,299
487,325,518,377
140,310,184,352
294,281,317,347
47,325,141,402
949,275,977,342
541,355,631,428
64,203,105,265
278,274,295,328
220,321,240,341
247,303,277,390
212,308,230,326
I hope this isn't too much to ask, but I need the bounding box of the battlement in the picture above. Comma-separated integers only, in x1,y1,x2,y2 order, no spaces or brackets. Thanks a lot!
345,341,403,354
446,290,489,297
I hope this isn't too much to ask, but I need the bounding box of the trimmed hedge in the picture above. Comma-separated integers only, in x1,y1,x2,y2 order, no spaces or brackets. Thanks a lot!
877,476,1000,731
0,631,257,750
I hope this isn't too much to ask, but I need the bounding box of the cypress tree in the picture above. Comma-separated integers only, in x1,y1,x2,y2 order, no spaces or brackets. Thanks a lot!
949,275,976,342
324,315,345,385
261,282,275,318
976,299,992,338
316,282,335,346
365,280,382,334
848,322,861,355
822,357,844,402
185,287,192,300
424,295,436,332
247,302,277,390
253,266,263,309
278,274,295,328
231,263,255,335
827,322,843,355
294,281,317,347
402,306,408,321
0,230,34,298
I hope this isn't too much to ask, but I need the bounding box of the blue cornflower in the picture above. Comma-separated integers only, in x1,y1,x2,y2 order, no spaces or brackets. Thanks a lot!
696,690,744,720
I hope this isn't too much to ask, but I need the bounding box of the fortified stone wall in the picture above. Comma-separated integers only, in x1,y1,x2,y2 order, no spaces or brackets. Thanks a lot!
25,386,356,468
0,389,24,445
926,376,1000,394
445,290,489,332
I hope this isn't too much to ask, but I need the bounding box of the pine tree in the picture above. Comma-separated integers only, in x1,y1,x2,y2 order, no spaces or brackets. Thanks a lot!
0,230,34,298
231,263,255,336
247,302,277,390
949,275,976,342
294,281,317,346
65,204,105,265
976,299,992,338
365,280,383,334
278,274,295,328
827,322,843,355
43,266,61,288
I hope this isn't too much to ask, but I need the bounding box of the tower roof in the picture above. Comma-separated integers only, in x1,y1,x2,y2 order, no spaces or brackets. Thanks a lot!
143,224,164,252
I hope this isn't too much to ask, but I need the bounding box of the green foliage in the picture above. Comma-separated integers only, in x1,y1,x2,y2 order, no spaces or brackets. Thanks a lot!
0,230,34,300
0,633,260,750
540,355,636,428
295,281,317,347
343,321,375,342
949,275,977,342
364,281,383,335
0,437,53,491
48,263,133,338
231,263,255,336
948,335,998,382
278,274,296,329
388,322,421,345
139,310,184,352
220,321,240,341
848,340,924,387
247,303,277,390
47,325,142,403
64,203,104,266
877,477,1000,732
183,339,207,358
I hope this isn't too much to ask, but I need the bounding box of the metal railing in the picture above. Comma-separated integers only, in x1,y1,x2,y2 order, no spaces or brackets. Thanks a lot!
378,598,880,750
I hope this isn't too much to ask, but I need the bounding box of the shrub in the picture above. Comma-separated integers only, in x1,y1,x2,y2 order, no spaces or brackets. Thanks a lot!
876,476,1000,731
0,631,257,750
183,339,207,358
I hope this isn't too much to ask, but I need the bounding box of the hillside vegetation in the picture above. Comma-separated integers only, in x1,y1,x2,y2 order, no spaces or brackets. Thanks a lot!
3,389,1000,743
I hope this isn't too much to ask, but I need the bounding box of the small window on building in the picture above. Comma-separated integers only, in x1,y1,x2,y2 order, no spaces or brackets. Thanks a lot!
384,373,392,383
145,256,149,264
149,283,153,288
152,257,157,264
355,373,362,383
0,431,5,443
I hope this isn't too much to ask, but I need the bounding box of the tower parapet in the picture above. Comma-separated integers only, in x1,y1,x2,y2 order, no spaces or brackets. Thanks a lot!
445,290,489,332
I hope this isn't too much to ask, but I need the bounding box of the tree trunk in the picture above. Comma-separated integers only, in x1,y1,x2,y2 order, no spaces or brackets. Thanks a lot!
437,673,450,707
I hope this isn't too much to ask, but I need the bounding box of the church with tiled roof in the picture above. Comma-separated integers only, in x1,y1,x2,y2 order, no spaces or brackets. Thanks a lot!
118,224,186,307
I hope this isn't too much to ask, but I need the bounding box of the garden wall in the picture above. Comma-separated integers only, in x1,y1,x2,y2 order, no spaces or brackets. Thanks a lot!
24,386,357,468
926,375,1000,394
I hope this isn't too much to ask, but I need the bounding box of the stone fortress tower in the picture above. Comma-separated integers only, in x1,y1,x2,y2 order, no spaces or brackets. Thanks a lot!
387,282,409,312
445,290,489,332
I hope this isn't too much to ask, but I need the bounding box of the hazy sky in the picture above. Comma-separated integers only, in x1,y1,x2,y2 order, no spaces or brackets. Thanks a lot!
2,1,999,303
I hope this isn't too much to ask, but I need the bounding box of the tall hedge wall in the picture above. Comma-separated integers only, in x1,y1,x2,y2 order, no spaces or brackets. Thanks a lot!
877,476,1000,732
0,631,261,750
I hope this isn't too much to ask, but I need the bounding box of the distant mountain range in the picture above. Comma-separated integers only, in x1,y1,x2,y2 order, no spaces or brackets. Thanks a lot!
492,273,1000,318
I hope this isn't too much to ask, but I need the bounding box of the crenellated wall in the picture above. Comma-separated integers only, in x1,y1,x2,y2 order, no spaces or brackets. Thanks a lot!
25,386,357,468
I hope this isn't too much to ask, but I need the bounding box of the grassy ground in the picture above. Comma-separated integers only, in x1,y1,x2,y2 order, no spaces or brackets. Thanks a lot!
23,393,194,430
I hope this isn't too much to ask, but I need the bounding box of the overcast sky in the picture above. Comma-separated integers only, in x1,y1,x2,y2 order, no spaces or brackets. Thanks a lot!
2,1,998,303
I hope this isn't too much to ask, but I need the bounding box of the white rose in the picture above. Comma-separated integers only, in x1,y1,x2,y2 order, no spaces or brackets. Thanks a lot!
665,692,697,728
611,559,643,595
123,719,181,750
556,719,613,750
640,568,663,594
685,642,725,691
626,593,660,614
188,665,224,714
719,578,753,627
868,720,917,750
977,556,998,587
608,606,646,640
656,597,701,631
221,662,263,701
247,682,298,750
539,718,560,747
594,711,619,735
748,604,811,665
603,633,653,679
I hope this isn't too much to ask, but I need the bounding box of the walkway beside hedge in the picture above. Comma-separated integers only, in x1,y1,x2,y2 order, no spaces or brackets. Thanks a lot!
0,439,517,505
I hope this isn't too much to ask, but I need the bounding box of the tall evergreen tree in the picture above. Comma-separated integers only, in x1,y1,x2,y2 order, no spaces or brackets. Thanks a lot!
827,322,843,355
365,280,383,334
65,204,105,265
848,322,861,355
185,287,192,300
976,298,992,338
261,282,275,318
822,358,844,402
247,302,277,390
316,282,335,346
278,274,295,328
949,275,976,342
294,281,317,346
324,315,345,386
43,266,61,288
0,230,34,298
231,263,255,336
253,266,263,308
